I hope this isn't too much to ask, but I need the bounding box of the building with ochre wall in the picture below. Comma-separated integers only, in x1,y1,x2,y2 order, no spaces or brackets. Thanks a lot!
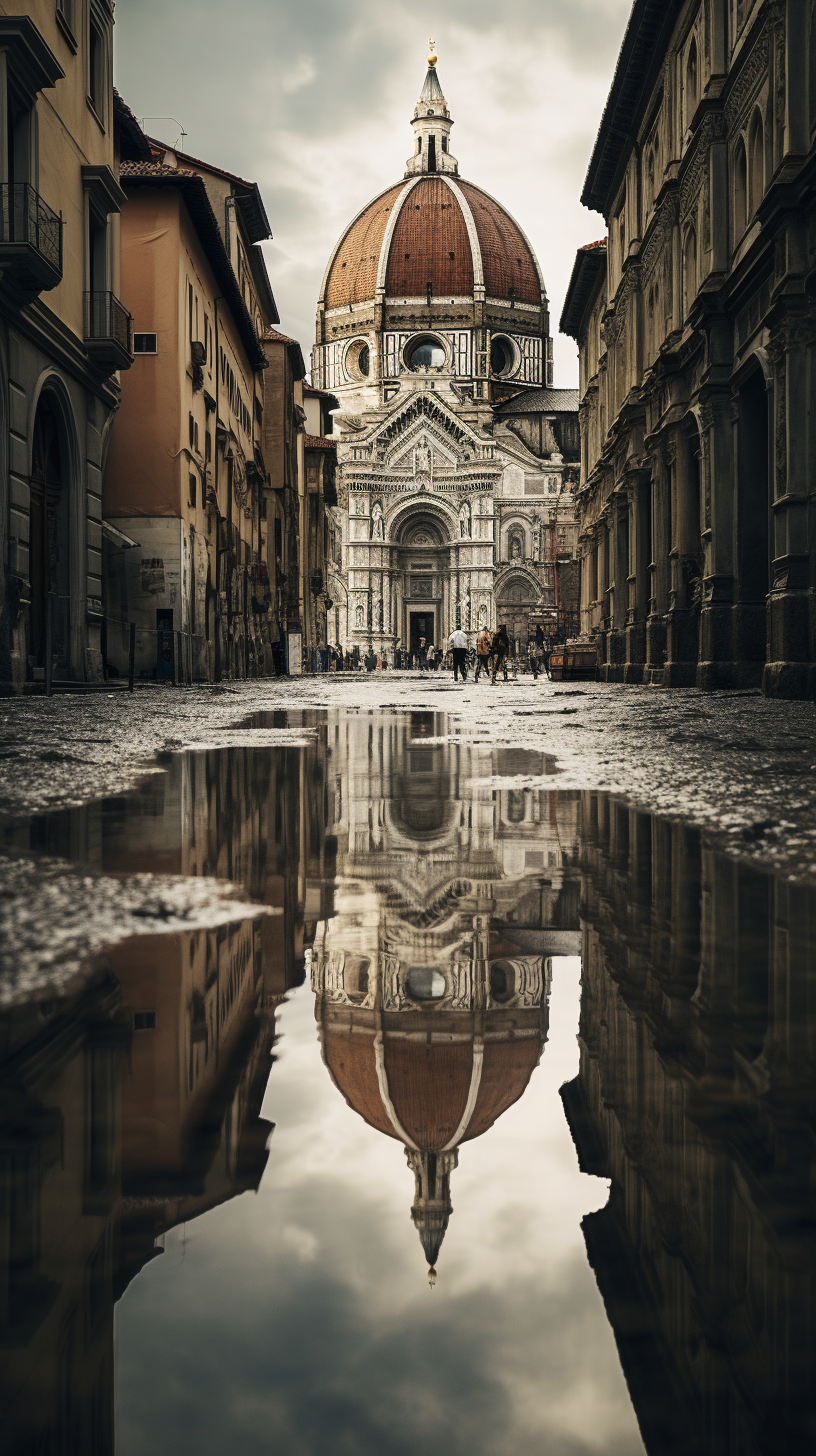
0,4,138,692
103,139,277,681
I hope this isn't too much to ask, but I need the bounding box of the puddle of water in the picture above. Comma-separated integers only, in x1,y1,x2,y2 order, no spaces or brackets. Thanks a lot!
0,708,813,1454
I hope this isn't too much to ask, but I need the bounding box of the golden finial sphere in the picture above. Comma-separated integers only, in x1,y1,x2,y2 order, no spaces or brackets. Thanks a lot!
428,53,437,66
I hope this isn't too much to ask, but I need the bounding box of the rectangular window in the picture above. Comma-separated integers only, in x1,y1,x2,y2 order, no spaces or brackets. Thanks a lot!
133,1011,156,1030
133,332,157,354
205,431,212,463
88,13,105,119
188,474,197,508
188,282,194,343
56,0,76,39
188,413,195,449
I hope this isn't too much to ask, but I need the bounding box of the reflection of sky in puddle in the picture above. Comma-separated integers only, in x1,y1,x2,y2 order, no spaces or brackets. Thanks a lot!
116,958,646,1456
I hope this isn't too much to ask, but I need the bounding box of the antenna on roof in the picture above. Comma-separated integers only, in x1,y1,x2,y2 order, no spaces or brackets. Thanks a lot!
140,117,188,150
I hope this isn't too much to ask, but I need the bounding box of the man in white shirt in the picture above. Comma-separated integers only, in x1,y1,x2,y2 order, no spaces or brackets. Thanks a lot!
447,628,468,682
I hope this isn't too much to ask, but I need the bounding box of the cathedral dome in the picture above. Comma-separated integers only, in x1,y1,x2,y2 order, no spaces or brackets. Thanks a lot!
322,1015,545,1151
322,174,544,312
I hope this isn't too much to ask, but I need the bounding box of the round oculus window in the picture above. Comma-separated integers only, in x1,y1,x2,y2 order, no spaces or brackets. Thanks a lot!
490,336,516,377
406,335,446,370
346,339,371,382
406,966,446,1001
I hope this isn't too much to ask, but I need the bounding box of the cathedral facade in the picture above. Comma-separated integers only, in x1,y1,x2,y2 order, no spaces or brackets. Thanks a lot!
312,54,579,658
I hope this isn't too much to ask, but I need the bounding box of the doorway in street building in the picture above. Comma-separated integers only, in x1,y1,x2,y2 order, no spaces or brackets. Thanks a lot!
409,610,435,658
29,392,71,679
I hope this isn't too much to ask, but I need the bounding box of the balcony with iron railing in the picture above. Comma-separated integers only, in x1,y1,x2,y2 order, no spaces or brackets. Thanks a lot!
0,183,63,302
84,290,134,372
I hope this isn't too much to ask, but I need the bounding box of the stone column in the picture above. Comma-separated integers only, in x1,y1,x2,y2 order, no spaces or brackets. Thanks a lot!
645,445,669,678
624,469,650,683
665,423,702,686
596,512,611,677
765,312,813,697
607,491,628,680
698,392,737,688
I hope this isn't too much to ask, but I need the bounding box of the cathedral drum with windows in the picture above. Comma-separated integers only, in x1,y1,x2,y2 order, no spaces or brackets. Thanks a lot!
312,52,579,658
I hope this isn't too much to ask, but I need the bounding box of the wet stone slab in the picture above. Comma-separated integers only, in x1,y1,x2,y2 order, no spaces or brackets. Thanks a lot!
0,706,814,1454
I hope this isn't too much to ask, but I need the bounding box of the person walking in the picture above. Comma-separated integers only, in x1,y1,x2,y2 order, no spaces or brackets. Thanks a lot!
475,627,493,682
491,625,510,683
447,627,469,682
426,640,437,672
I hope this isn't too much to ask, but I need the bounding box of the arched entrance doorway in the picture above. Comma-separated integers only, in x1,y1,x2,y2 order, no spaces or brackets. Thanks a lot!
495,572,544,657
394,510,451,657
29,391,72,679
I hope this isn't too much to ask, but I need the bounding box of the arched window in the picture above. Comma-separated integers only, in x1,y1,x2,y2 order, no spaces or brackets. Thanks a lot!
749,109,764,215
646,148,655,200
734,136,748,240
686,38,698,120
683,228,697,318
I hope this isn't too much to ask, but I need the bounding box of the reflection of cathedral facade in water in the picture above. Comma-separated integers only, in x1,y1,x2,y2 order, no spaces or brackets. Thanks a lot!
313,712,581,1275
312,56,579,657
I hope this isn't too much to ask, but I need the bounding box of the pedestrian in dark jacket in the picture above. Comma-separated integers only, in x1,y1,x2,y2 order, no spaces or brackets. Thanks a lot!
491,625,509,684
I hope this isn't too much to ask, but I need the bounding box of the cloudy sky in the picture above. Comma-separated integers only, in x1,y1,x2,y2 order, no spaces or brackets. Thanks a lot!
114,1,633,385
117,960,645,1455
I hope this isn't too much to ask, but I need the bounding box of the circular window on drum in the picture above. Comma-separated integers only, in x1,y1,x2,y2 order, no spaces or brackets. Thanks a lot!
406,966,446,1001
345,338,371,382
405,334,447,370
490,335,518,378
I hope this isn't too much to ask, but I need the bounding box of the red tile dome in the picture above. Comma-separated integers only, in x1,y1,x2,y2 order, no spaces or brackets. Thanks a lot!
322,174,543,310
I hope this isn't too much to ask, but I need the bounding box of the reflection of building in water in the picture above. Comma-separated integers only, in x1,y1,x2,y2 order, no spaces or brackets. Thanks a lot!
0,969,129,1455
561,794,816,1456
314,711,580,1276
0,717,336,1452
112,923,277,1292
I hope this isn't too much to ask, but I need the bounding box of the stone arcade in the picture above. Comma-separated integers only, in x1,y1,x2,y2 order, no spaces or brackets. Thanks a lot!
311,52,579,659
562,1,816,697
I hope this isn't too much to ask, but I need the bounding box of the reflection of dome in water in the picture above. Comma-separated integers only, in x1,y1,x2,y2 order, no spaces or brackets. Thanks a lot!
316,947,550,1273
323,1022,543,1151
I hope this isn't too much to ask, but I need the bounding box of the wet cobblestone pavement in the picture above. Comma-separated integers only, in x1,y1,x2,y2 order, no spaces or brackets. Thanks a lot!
2,675,815,878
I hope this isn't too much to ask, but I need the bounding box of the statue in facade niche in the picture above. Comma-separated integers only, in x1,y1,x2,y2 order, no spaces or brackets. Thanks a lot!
510,536,522,559
371,501,384,539
355,603,365,628
459,502,471,538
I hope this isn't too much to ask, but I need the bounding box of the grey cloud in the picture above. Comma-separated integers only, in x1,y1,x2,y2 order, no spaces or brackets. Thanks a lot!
116,1174,644,1456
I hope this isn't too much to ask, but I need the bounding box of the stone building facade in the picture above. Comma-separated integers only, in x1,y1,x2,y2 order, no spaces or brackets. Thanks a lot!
311,55,579,659
561,0,816,696
0,5,137,693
